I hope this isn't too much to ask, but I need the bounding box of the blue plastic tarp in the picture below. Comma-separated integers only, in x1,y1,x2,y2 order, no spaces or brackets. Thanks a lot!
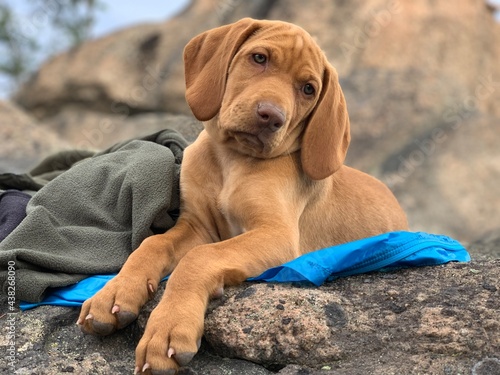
20,231,470,311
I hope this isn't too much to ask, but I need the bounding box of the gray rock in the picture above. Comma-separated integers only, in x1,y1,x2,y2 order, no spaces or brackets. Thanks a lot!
468,231,500,260
0,103,203,175
41,107,203,150
203,260,499,373
0,101,70,173
2,260,498,374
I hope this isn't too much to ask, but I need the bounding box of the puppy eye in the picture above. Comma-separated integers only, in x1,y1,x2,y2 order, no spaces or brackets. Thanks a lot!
303,83,315,96
252,53,267,64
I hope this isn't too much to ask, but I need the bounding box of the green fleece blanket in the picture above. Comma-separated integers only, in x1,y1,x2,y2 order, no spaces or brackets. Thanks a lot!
0,129,188,302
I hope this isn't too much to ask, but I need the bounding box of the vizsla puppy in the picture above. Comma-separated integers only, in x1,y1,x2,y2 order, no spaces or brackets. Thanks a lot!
78,18,408,374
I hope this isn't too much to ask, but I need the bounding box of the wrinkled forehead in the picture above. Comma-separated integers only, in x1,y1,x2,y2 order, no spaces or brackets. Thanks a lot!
240,22,325,74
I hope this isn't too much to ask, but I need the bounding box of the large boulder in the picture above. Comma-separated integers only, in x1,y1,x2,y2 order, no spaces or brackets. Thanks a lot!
203,260,499,374
2,259,498,374
39,106,202,150
12,0,281,120
0,101,70,173
0,101,202,171
13,0,500,125
384,114,500,242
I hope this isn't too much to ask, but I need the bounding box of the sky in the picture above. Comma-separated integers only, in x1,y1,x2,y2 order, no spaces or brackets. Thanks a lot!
91,0,190,37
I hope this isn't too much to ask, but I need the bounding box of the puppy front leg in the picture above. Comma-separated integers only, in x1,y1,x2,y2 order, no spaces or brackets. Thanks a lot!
135,228,299,374
77,218,209,336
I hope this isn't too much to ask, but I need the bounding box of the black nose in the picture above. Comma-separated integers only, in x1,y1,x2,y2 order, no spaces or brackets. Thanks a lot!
256,102,285,131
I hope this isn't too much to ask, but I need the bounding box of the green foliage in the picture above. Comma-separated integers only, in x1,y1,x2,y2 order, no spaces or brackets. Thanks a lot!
37,0,105,46
0,4,39,86
0,0,104,94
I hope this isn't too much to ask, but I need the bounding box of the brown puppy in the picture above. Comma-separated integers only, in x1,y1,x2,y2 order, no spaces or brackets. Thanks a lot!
78,18,408,374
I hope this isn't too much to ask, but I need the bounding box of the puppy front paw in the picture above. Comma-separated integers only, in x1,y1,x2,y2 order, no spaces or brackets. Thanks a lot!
77,274,157,336
134,301,203,374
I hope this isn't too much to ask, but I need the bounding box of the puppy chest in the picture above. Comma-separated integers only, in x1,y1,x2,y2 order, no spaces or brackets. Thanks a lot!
216,185,249,239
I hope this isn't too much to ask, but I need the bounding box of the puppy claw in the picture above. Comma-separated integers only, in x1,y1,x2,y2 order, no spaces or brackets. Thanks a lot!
147,282,158,300
211,286,224,299
148,283,156,295
142,363,151,372
85,313,94,321
167,347,175,358
111,305,120,314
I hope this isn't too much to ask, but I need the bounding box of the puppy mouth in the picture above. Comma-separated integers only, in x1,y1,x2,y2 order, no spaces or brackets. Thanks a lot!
231,131,265,149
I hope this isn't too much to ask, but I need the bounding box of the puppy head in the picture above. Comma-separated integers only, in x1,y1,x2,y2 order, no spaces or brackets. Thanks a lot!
184,18,350,180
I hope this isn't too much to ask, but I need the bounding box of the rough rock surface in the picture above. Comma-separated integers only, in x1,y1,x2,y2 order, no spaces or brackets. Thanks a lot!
1,259,498,375
41,107,202,150
387,114,500,241
0,104,202,173
204,261,499,373
0,101,71,173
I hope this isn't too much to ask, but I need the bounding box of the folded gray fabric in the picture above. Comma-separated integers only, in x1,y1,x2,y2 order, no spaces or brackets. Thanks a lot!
0,129,188,302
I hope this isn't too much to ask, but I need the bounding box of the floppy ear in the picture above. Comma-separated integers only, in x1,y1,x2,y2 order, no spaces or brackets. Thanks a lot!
301,65,351,180
183,18,260,121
